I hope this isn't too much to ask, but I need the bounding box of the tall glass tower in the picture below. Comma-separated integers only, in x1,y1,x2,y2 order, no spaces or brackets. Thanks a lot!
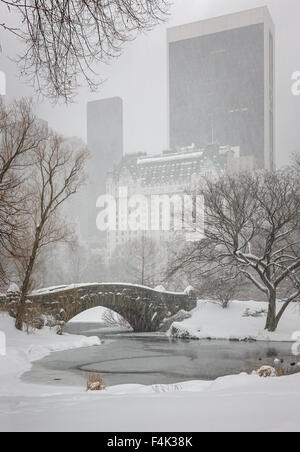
86,97,123,244
168,7,275,170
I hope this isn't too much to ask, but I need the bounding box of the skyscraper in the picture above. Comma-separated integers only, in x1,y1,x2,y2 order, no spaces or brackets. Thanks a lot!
86,97,123,244
0,71,6,96
168,7,275,170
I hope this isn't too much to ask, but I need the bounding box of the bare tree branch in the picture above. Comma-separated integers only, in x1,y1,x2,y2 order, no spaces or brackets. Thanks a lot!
0,0,170,101
169,169,300,332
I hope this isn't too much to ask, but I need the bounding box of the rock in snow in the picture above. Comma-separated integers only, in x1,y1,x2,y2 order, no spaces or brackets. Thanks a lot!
159,310,192,332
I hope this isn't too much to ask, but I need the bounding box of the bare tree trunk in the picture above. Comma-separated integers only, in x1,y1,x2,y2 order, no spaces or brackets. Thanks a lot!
15,228,41,330
15,296,25,331
265,289,277,332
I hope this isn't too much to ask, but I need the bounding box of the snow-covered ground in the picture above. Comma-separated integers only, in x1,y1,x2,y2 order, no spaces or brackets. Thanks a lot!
2,372,300,432
0,313,101,398
70,306,106,323
169,300,300,342
1,308,300,432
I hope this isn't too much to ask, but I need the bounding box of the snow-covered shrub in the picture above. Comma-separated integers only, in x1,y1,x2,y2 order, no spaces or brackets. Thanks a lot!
23,305,45,333
169,324,198,340
41,315,57,329
251,365,282,378
249,358,300,377
243,308,267,318
197,274,244,309
102,309,131,330
86,373,105,391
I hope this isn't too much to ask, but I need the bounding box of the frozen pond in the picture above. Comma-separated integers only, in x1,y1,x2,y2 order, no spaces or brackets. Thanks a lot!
22,322,298,388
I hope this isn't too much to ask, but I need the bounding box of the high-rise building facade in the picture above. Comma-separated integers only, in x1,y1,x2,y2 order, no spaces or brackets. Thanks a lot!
106,144,251,258
0,71,6,97
86,97,123,245
168,7,275,170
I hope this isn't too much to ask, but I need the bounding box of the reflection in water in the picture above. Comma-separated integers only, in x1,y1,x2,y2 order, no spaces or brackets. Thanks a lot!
22,322,297,387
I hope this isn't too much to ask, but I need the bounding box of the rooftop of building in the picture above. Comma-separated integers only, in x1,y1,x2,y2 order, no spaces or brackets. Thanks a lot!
167,7,274,43
110,144,238,187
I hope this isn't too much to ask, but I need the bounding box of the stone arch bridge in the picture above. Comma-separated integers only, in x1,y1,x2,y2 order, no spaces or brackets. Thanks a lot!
1,283,197,332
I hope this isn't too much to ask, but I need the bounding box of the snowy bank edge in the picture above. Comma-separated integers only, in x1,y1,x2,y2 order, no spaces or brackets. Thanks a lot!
0,313,102,391
26,333,101,364
166,300,300,343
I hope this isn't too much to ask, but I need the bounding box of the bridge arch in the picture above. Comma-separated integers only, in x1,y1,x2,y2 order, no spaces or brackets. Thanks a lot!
69,306,132,330
29,283,197,332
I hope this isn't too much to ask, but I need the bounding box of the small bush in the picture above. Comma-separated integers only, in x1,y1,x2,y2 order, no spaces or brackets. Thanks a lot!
23,304,45,333
197,273,244,309
86,372,105,391
249,359,300,377
243,308,267,318
102,309,131,330
250,365,283,378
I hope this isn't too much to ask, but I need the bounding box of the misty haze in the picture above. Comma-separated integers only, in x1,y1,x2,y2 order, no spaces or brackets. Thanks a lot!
0,0,300,435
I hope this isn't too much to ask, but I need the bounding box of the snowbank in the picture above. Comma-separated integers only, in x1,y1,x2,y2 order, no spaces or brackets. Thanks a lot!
1,371,300,431
0,313,101,397
168,300,300,342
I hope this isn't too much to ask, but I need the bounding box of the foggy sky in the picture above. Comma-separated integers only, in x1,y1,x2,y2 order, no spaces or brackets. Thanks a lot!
0,0,300,167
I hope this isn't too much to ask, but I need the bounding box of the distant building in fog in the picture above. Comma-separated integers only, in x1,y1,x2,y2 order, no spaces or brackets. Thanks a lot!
86,97,123,246
106,144,251,258
168,7,275,170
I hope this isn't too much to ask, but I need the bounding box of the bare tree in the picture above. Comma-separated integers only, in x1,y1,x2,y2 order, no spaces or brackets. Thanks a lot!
0,0,169,101
0,98,46,286
110,234,167,287
15,132,88,330
197,271,244,309
102,309,131,329
170,170,300,332
66,240,89,284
